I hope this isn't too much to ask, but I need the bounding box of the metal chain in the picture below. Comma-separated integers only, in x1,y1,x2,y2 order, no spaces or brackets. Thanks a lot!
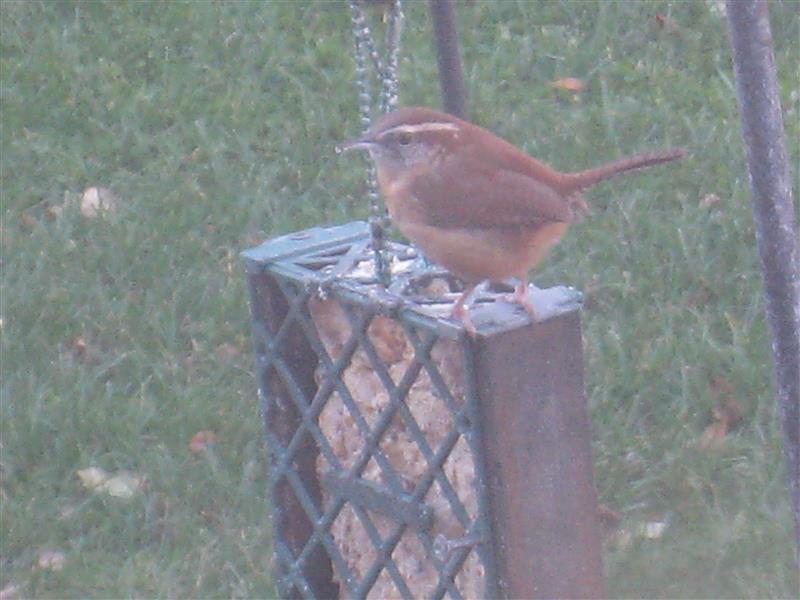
382,2,403,114
349,1,380,206
349,0,403,286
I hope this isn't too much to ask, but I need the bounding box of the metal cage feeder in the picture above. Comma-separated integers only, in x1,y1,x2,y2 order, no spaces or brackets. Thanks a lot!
242,221,603,599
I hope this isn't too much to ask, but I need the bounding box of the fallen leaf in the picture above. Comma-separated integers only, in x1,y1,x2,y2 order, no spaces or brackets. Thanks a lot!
102,471,142,498
77,466,109,490
77,467,142,498
597,504,622,540
597,504,622,532
550,77,585,92
640,520,668,539
698,376,743,450
699,420,728,450
37,550,66,571
710,377,743,427
72,336,87,359
610,516,669,549
189,430,218,453
699,193,722,209
65,335,102,368
80,187,118,218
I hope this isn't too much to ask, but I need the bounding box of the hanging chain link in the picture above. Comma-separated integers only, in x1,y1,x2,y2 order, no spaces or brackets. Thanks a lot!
381,2,402,114
349,0,403,286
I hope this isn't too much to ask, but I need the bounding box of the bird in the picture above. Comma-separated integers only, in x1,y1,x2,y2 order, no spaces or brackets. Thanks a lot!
338,106,685,336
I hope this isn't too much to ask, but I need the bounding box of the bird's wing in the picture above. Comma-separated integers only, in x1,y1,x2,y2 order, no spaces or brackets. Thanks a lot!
403,153,574,230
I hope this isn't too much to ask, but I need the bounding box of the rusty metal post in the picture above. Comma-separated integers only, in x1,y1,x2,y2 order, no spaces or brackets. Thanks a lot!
472,309,604,599
429,0,467,118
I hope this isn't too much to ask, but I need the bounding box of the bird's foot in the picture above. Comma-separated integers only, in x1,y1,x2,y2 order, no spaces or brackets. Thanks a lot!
504,281,539,321
504,282,584,323
449,282,480,338
450,301,478,338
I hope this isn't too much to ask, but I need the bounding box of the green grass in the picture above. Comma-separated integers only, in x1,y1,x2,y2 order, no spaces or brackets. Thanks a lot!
1,1,798,597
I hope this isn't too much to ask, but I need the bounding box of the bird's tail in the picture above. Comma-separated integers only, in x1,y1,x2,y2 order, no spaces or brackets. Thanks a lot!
560,147,686,194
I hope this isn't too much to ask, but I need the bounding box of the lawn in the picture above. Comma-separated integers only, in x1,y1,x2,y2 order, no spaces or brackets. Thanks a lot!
1,1,798,598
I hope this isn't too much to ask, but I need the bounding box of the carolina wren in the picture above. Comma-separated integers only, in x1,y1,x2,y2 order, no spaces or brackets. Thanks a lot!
339,106,684,335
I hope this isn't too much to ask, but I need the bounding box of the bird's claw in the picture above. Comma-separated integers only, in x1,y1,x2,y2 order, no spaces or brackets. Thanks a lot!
451,300,478,339
505,283,584,323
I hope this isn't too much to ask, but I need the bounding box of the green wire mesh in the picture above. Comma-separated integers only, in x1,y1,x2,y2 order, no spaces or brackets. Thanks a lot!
243,222,498,599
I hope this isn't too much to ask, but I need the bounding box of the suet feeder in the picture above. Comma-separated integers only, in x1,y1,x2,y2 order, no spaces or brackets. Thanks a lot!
242,222,603,599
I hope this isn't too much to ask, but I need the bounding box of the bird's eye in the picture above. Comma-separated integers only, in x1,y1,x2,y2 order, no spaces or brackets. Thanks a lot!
396,132,412,146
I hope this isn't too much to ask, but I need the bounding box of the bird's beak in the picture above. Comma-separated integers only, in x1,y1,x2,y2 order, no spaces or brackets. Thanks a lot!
335,134,376,154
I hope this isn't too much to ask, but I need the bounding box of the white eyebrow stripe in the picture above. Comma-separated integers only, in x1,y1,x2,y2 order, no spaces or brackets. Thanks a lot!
381,122,460,136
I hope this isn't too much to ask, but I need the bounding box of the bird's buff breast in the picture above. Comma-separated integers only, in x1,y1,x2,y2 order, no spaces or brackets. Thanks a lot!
376,166,569,281
394,219,569,282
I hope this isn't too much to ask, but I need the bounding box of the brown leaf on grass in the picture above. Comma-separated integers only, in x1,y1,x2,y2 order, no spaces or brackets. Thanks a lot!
77,466,109,489
699,193,722,209
550,77,585,92
76,467,143,498
653,13,681,36
104,472,143,498
597,504,622,537
189,430,218,454
698,376,743,451
654,13,675,30
72,336,87,359
609,516,669,549
640,520,668,539
699,420,729,451
80,187,118,218
710,377,743,427
37,549,66,572
66,335,102,367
